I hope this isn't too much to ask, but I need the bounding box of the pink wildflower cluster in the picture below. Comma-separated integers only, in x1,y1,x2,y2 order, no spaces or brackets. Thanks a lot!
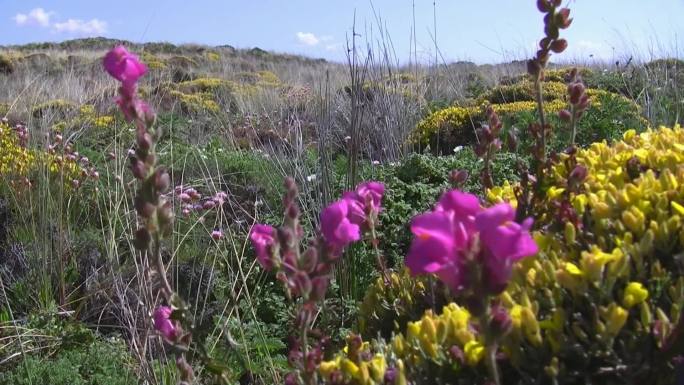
405,189,538,295
173,185,228,216
250,181,385,273
249,178,384,385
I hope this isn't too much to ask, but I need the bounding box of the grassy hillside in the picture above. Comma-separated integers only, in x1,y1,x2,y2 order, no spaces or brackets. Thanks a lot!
1,12,683,384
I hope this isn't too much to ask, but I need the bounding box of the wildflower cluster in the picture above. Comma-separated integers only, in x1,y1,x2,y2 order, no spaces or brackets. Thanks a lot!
0,119,98,192
174,185,228,217
249,179,384,385
320,126,684,385
474,106,504,189
104,45,196,384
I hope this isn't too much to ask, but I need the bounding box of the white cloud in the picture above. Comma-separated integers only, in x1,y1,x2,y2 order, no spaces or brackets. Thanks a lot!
296,32,320,46
53,18,108,34
13,8,51,27
13,8,108,35
325,43,343,52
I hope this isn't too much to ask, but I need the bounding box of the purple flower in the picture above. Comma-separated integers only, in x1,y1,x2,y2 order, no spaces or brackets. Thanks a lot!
103,46,147,89
405,189,538,294
320,199,361,249
153,306,177,340
250,224,277,270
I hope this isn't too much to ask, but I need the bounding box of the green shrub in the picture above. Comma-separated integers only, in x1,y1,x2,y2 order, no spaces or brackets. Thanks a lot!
0,334,135,385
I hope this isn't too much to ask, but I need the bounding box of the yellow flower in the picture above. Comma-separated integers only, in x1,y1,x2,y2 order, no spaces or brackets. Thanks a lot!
604,304,629,336
463,340,485,365
319,358,340,377
369,354,387,383
623,282,649,308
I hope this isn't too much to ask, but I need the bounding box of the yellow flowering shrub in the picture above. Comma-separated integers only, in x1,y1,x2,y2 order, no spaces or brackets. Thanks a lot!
141,52,167,70
168,90,220,113
0,122,34,178
205,51,221,62
0,121,86,190
31,99,77,118
410,99,566,146
478,80,567,104
322,126,684,384
411,69,645,151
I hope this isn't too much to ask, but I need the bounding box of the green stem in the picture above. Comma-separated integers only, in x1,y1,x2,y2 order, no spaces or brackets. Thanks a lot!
486,342,501,385
535,76,547,163
570,105,577,146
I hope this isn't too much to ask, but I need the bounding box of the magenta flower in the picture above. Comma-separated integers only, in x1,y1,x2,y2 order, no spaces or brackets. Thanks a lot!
342,181,385,226
153,306,177,340
250,224,277,270
320,199,361,249
405,189,537,294
476,203,538,293
103,46,147,89
355,181,385,212
211,229,223,240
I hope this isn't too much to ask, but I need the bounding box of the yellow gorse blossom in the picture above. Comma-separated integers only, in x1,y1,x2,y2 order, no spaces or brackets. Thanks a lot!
623,282,649,308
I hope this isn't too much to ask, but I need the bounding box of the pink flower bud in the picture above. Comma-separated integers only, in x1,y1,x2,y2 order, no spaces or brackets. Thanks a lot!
153,306,177,340
556,8,572,29
211,229,223,240
558,109,572,122
550,38,568,53
202,200,216,210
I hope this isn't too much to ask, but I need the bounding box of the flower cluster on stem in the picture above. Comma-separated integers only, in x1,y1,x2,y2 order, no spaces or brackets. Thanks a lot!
250,179,384,385
558,68,590,146
104,45,195,384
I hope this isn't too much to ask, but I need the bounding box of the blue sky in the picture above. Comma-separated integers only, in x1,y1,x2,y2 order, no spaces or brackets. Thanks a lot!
2,1,682,63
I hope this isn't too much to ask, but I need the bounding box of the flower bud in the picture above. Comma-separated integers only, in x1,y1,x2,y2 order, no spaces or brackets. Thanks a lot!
310,276,329,301
550,38,568,53
556,8,572,29
300,247,319,273
569,83,585,105
134,227,151,250
489,305,513,338
536,0,551,12
137,131,153,151
135,197,156,218
558,109,572,122
131,160,147,180
449,169,469,186
506,128,518,153
154,169,170,192
527,59,542,77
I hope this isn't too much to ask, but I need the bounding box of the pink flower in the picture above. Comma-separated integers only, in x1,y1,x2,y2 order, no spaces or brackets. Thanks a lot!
342,181,385,226
103,46,147,89
476,204,538,293
153,306,177,340
211,229,223,240
320,199,361,249
355,181,385,212
250,224,277,270
405,189,537,294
